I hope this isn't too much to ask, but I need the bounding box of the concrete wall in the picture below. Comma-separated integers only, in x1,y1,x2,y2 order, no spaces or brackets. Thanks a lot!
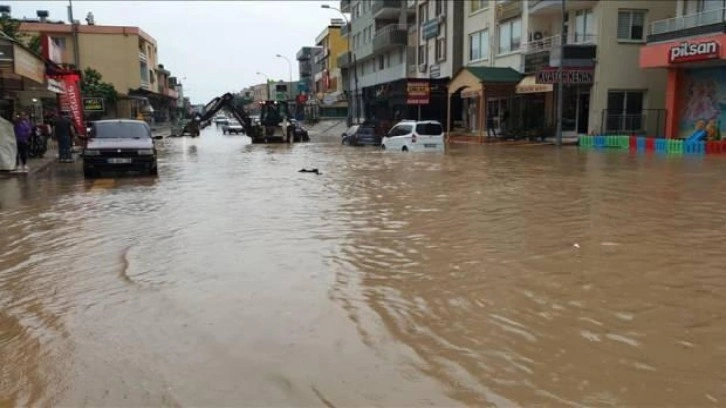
77,33,142,94
463,2,492,67
588,0,675,133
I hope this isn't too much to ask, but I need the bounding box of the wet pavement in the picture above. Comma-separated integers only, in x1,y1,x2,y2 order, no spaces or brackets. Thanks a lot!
1,126,726,406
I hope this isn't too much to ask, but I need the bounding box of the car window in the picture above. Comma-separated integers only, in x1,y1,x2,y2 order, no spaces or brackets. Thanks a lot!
415,123,443,135
397,124,413,135
93,122,151,139
358,127,375,136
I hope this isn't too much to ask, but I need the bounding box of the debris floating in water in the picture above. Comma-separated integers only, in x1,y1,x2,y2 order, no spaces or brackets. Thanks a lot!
573,243,580,249
299,168,322,175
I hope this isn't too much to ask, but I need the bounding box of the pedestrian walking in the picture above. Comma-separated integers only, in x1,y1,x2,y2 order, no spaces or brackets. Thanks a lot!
13,112,32,173
54,112,76,163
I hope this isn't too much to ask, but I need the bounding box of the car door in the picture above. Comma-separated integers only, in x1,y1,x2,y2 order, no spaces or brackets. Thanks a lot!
383,125,402,149
416,122,444,150
396,124,414,150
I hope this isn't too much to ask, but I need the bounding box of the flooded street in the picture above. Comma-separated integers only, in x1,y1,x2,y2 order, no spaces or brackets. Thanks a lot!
2,127,726,406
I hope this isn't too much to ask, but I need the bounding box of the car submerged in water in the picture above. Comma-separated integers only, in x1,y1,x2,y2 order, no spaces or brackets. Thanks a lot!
341,124,380,146
82,119,162,178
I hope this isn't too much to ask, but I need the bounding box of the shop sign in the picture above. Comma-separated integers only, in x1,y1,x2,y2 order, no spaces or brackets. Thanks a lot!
422,19,439,40
430,64,441,78
13,45,45,84
296,94,308,104
47,78,64,94
669,40,720,63
83,97,105,112
535,68,594,85
406,80,430,105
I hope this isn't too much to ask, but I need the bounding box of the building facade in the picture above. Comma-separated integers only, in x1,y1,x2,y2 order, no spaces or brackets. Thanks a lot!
314,20,349,118
19,21,179,120
640,0,726,139
448,0,674,138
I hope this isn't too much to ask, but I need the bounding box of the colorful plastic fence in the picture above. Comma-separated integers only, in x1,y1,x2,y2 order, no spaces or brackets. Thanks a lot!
578,135,722,155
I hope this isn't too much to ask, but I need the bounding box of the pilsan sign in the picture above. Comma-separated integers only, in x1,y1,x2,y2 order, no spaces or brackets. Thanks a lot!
669,40,720,63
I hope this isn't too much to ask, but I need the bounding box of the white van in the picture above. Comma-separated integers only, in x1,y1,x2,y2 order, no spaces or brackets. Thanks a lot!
381,120,445,152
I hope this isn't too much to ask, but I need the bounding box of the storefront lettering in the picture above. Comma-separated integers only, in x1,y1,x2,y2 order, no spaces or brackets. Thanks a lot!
669,40,720,63
535,69,594,85
406,80,430,105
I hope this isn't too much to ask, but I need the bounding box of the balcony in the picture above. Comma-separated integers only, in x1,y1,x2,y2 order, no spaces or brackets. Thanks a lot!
337,51,352,68
373,24,408,54
138,51,147,62
523,33,597,54
340,0,350,13
140,80,150,90
496,0,522,21
372,0,403,19
529,0,598,16
648,8,726,43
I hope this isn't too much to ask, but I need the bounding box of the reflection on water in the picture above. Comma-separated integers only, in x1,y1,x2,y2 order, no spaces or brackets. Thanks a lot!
1,129,726,406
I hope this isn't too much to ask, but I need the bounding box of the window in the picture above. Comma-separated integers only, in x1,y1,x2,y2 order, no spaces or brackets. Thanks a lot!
435,0,446,16
498,18,521,54
379,55,385,70
470,0,486,13
617,10,646,41
418,44,427,64
416,122,443,135
419,3,428,26
436,38,446,61
390,124,414,136
607,91,644,131
93,122,151,139
469,29,489,61
574,9,595,43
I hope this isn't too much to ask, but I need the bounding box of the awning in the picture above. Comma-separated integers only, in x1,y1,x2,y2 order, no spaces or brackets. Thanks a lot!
516,75,553,94
448,66,523,95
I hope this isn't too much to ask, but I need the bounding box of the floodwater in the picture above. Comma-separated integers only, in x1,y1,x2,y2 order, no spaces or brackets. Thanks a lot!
1,127,726,407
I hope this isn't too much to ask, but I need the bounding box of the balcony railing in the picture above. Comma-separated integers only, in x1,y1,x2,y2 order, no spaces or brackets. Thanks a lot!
373,24,408,53
523,33,596,54
140,80,150,90
372,0,403,17
341,22,350,36
650,7,726,35
138,52,147,62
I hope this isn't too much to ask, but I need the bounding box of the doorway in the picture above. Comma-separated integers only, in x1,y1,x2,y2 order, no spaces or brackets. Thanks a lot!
577,91,590,134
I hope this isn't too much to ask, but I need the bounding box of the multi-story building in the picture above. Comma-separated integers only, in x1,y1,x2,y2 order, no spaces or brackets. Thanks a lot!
296,46,320,98
448,0,674,138
640,0,726,139
19,21,177,119
340,0,417,123
314,19,349,118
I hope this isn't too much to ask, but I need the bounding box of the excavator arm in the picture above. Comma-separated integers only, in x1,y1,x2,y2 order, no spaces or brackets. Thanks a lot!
183,93,254,136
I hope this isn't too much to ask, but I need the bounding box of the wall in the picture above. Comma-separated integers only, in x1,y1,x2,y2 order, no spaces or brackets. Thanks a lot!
589,0,674,134
78,32,141,94
463,1,491,67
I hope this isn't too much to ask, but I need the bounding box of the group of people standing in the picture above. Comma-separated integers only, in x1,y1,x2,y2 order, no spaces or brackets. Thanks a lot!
11,111,78,173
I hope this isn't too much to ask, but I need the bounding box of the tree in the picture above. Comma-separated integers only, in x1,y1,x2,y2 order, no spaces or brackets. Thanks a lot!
0,15,22,41
27,34,41,54
81,68,118,105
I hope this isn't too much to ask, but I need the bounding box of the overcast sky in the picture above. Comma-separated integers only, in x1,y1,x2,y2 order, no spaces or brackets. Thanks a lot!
7,1,341,103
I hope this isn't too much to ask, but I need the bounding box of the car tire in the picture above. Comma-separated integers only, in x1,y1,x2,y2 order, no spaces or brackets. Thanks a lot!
402,146,408,152
381,144,386,150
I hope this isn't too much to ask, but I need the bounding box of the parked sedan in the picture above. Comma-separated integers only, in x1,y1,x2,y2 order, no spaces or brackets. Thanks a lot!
341,125,380,146
82,119,162,178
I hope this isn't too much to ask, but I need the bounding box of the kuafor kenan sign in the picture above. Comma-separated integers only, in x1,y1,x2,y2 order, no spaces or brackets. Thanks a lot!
669,40,721,63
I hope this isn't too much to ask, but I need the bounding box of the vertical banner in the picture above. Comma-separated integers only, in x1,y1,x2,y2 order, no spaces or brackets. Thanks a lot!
55,73,86,137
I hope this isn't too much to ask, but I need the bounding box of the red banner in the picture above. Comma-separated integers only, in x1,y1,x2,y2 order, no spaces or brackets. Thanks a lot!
55,73,86,137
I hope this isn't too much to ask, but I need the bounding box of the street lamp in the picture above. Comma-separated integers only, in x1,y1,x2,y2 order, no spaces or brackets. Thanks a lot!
321,4,359,125
256,71,271,100
275,54,293,103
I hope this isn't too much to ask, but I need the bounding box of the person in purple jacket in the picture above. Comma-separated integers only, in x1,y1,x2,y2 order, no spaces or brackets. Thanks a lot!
13,112,32,173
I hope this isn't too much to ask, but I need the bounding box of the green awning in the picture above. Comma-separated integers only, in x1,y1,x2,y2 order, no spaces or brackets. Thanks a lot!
465,67,523,83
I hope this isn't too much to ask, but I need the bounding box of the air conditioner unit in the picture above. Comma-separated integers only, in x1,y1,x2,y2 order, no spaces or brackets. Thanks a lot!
418,63,427,73
533,31,544,41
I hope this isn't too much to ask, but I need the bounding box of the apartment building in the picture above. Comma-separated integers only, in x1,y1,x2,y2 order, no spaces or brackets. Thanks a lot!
640,0,726,139
314,20,349,118
19,21,178,119
296,46,320,98
449,0,674,138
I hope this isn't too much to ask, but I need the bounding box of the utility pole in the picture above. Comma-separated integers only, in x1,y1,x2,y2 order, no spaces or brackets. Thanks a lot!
68,0,80,68
555,0,565,147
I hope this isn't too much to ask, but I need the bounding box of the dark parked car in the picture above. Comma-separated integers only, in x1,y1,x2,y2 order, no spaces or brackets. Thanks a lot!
341,125,380,146
82,119,162,178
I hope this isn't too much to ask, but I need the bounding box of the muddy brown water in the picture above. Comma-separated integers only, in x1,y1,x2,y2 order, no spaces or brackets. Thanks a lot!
1,128,726,406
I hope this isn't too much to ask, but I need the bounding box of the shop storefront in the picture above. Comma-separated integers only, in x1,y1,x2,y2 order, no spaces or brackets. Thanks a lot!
640,34,726,139
362,78,449,128
535,67,593,136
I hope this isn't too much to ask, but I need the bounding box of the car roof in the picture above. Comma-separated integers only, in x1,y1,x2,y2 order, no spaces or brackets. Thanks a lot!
94,119,148,126
397,120,442,124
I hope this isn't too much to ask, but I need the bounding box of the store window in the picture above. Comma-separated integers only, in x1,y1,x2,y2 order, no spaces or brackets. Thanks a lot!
436,38,446,61
498,18,521,54
574,9,595,43
469,29,489,61
617,10,646,41
607,90,645,132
